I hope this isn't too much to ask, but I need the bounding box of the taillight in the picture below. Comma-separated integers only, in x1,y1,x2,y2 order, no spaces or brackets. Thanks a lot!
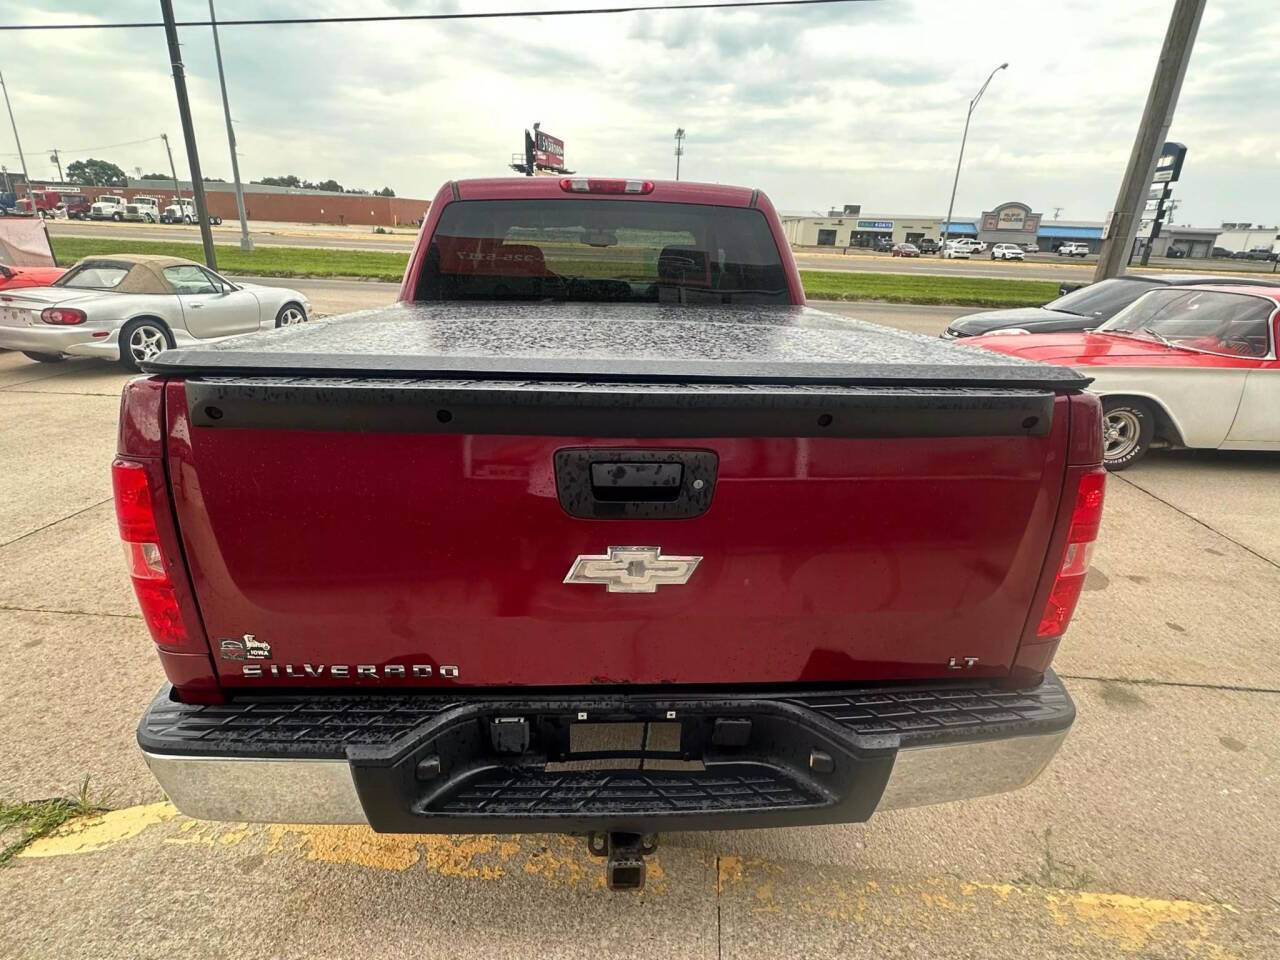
112,459,188,647
41,307,87,325
1037,468,1106,638
559,178,654,195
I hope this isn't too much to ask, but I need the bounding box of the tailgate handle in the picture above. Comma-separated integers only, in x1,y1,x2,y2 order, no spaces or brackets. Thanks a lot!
589,462,683,502
555,449,718,520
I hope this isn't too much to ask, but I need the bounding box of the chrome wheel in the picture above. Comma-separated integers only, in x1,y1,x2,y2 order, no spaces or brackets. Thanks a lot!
1103,409,1141,461
128,324,168,363
276,304,306,327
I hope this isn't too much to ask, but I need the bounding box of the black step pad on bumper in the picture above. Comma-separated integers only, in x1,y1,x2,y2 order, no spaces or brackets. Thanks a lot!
138,673,1074,833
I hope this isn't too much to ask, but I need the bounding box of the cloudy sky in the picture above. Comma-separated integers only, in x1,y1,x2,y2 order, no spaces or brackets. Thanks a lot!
1,0,1277,225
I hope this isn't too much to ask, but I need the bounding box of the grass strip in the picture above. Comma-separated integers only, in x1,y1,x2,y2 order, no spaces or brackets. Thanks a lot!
50,236,1058,308
0,779,112,865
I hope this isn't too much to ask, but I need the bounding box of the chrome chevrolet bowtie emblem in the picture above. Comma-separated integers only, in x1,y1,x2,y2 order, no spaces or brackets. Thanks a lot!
564,546,702,593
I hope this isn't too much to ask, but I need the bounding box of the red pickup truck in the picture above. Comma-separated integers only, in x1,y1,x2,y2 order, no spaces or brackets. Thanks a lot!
118,177,1104,889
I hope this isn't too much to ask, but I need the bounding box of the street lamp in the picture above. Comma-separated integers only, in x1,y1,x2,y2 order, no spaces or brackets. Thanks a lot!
674,128,685,180
940,62,1007,255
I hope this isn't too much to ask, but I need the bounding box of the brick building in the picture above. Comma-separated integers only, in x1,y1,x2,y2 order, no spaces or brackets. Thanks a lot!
27,179,430,227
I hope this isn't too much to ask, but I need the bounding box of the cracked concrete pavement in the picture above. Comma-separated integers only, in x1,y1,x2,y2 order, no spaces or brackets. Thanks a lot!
1,290,1276,959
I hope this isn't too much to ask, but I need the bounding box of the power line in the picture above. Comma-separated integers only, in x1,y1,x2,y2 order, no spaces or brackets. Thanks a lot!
0,0,879,31
45,135,164,156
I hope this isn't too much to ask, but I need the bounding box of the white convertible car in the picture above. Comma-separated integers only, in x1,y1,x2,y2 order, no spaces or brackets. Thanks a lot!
0,254,310,370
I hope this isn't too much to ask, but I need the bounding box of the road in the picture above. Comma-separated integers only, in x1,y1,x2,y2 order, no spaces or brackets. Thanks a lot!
0,301,1276,959
46,219,1280,284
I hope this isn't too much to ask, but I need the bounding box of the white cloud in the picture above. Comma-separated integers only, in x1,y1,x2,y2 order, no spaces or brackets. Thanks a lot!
0,0,1276,225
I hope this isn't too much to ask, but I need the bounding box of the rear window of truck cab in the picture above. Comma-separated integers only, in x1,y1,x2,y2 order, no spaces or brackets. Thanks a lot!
414,199,789,305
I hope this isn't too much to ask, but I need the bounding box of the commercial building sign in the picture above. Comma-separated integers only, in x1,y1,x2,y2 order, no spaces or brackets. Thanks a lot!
857,220,892,230
1152,142,1186,184
534,130,566,170
981,202,1042,234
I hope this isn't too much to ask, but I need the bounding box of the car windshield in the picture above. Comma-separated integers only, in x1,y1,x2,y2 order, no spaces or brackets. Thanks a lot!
54,262,130,289
1096,288,1274,358
415,198,789,304
1045,277,1159,318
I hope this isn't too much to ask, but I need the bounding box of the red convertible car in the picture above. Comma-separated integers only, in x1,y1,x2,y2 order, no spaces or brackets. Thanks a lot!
0,263,66,290
972,284,1280,469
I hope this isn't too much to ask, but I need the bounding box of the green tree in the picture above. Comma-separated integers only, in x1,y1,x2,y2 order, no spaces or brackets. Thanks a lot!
65,158,128,186
375,186,396,197
140,172,171,180
311,178,343,193
257,174,301,188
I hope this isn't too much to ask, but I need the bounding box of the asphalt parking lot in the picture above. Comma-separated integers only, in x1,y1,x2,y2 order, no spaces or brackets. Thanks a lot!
1,294,1277,959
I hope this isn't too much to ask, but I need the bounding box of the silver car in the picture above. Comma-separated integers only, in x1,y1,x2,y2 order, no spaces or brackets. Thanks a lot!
0,254,310,370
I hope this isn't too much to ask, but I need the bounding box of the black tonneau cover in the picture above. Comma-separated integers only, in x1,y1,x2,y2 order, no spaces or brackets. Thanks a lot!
143,302,1089,391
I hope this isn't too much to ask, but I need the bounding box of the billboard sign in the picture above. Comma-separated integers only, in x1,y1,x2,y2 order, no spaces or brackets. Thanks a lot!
534,130,566,170
856,220,892,230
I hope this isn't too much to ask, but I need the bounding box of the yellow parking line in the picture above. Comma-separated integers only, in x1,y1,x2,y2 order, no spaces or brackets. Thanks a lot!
19,804,1240,955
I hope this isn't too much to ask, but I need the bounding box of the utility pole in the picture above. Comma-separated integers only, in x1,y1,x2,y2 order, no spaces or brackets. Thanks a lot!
941,63,1007,254
49,149,63,182
1093,0,1205,281
674,128,685,180
159,0,217,270
161,133,182,201
0,70,31,198
1052,206,1063,220
208,0,252,250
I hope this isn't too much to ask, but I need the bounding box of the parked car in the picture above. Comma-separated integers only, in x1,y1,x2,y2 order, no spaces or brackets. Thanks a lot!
990,243,1025,261
1166,247,1187,258
0,262,66,290
120,176,1102,892
890,242,920,258
0,254,309,370
1212,246,1232,258
1021,242,1040,254
1057,242,1090,257
940,239,971,259
916,237,939,254
972,284,1280,469
90,195,127,221
1244,248,1278,262
160,197,223,225
942,273,1279,338
124,196,161,223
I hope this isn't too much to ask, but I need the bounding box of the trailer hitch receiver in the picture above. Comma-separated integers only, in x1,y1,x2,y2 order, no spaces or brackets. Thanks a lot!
588,831,659,891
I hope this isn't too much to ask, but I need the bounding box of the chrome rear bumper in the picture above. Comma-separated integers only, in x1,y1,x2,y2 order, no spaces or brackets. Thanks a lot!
139,674,1074,831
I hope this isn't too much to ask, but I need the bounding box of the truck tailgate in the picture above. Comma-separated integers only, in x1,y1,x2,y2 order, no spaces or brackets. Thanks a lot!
150,304,1088,691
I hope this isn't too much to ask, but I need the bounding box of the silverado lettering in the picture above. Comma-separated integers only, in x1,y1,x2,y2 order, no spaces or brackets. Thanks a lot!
239,664,459,679
120,177,1104,891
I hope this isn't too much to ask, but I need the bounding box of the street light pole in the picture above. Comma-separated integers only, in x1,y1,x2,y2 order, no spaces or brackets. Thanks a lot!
674,128,685,181
940,63,1007,255
209,0,252,251
0,70,31,197
159,0,218,271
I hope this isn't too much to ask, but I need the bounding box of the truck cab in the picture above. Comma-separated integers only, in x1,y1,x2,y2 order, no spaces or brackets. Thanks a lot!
124,196,160,223
90,194,127,221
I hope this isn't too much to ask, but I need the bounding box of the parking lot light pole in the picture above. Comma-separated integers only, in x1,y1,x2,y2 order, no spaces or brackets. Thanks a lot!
209,0,252,251
160,0,218,271
0,70,31,198
940,62,1007,255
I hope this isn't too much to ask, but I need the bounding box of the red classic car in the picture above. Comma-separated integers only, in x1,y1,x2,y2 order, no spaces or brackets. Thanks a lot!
0,263,66,290
971,283,1280,469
